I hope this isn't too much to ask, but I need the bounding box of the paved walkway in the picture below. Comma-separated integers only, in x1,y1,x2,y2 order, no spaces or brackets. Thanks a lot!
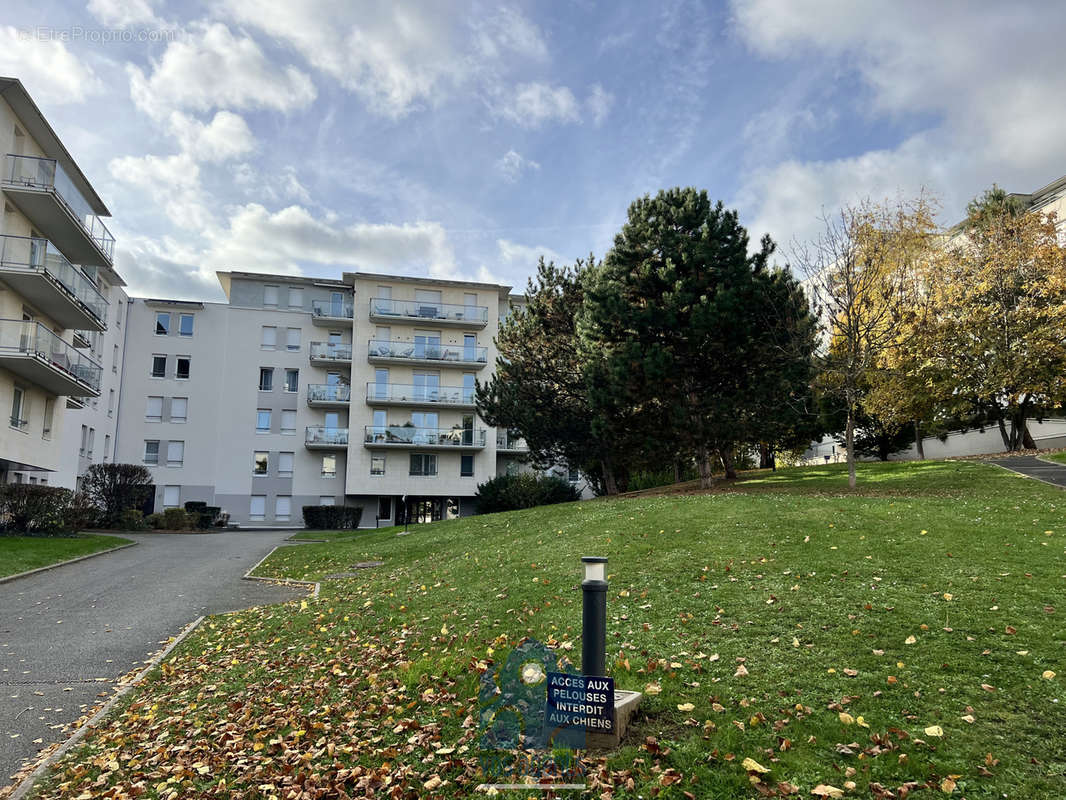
0,530,304,786
985,455,1066,488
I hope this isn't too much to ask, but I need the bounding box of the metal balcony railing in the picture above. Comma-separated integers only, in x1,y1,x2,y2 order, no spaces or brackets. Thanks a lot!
497,432,530,451
309,342,353,361
364,426,486,447
311,299,354,319
3,154,115,261
307,383,351,403
369,297,489,324
0,319,103,392
305,426,349,446
365,382,475,405
0,234,108,325
367,339,487,364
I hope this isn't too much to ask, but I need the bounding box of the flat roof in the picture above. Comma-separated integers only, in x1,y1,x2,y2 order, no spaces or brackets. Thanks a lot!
346,270,513,296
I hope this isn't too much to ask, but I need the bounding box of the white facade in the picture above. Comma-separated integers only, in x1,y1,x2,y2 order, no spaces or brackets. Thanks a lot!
0,77,124,486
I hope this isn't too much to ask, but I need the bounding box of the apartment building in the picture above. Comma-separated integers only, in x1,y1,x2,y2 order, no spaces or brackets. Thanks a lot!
113,270,562,527
0,77,123,485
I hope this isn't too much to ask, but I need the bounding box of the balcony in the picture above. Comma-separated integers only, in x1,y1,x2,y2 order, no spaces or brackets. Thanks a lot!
305,426,349,450
497,432,530,454
0,235,108,330
367,339,488,369
309,341,352,366
2,155,114,266
307,383,351,408
0,319,102,396
311,299,354,326
369,297,489,328
365,382,475,409
72,330,91,348
363,426,486,450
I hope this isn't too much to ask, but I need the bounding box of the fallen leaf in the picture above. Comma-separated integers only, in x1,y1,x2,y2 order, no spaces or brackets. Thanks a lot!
677,702,695,712
741,757,770,774
924,725,944,737
1042,670,1056,680
811,784,844,798
905,635,917,645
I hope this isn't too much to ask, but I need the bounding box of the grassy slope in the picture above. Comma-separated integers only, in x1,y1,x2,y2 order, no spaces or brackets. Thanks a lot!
1044,452,1066,466
32,461,1066,799
0,533,130,578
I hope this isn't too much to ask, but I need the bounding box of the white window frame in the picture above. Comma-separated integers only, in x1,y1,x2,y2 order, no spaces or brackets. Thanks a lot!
253,451,268,475
162,485,180,508
256,409,271,433
166,440,184,467
155,312,170,336
278,451,294,477
144,440,160,465
261,325,277,350
178,313,194,337
275,495,291,521
171,397,188,423
263,286,279,307
175,356,190,380
286,327,300,352
249,495,266,520
146,396,163,422
280,409,297,434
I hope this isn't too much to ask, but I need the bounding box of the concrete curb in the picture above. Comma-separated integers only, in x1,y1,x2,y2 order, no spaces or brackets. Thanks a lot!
6,615,205,800
0,541,137,586
984,459,1066,490
241,544,321,599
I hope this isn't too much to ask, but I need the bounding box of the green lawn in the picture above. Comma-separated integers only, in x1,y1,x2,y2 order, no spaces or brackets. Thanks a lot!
1044,452,1066,466
0,533,131,578
31,461,1066,799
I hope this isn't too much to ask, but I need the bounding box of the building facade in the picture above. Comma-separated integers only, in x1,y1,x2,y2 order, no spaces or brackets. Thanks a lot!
0,77,124,486
112,270,573,527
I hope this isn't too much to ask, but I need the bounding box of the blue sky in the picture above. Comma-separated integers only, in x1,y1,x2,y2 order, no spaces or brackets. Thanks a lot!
2,0,1065,300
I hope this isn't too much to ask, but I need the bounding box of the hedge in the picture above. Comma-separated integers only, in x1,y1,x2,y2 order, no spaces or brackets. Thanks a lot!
302,505,363,530
475,473,580,514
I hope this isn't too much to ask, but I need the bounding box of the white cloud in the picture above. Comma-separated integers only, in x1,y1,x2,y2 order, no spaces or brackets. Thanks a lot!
0,26,103,104
108,152,212,230
496,82,580,127
470,6,549,62
730,0,1066,247
586,84,614,126
495,149,540,183
86,0,163,27
127,22,316,120
167,111,256,163
497,238,564,270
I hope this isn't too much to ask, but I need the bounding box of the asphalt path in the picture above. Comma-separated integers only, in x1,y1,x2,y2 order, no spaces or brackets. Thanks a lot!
986,455,1066,488
0,530,304,786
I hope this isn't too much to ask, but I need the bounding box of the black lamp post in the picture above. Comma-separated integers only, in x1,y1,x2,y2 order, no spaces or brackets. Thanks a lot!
581,556,608,678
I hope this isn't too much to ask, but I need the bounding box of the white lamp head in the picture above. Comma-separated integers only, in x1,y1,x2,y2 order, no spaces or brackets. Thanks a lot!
581,556,607,583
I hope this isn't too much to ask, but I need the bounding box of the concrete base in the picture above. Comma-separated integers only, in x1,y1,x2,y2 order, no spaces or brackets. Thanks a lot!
586,690,642,749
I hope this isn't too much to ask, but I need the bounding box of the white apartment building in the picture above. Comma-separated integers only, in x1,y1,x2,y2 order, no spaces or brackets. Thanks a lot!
113,270,563,527
0,77,124,486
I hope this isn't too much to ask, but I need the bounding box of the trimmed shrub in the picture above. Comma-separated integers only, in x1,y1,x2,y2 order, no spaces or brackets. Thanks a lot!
475,473,581,514
0,485,74,535
145,512,165,530
162,508,190,530
62,492,101,533
83,463,153,528
118,509,147,530
183,501,218,530
301,505,363,530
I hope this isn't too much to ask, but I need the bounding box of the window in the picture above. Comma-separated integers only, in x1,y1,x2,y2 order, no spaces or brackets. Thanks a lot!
166,440,184,467
87,428,95,457
163,485,180,508
321,454,336,477
103,434,110,462
155,312,170,335
256,409,271,432
80,425,88,454
249,495,266,520
264,286,279,307
146,396,163,422
410,453,437,476
113,343,118,373
151,355,166,377
275,496,291,521
259,367,274,391
288,287,303,308
460,454,474,477
284,368,299,392
171,397,188,423
179,313,194,337
42,397,54,439
176,357,190,379
568,466,580,482
278,451,294,477
378,496,391,520
10,386,25,429
319,496,335,506
286,328,300,351
253,451,268,475
281,410,296,434
261,326,276,349
371,455,385,475
144,440,160,465
108,388,115,417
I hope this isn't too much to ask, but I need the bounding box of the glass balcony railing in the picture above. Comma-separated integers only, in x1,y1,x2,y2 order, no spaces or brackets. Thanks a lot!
497,432,530,451
307,383,351,403
309,342,352,361
0,234,107,325
367,339,488,364
3,155,115,262
311,299,354,319
0,319,102,392
305,426,349,446
365,383,475,405
370,297,489,324
364,426,486,447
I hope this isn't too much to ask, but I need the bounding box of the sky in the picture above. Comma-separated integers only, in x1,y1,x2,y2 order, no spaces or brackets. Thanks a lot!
2,0,1065,301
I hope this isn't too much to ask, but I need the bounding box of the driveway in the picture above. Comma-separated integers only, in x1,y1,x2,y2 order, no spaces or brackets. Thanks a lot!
0,530,305,787
986,455,1066,488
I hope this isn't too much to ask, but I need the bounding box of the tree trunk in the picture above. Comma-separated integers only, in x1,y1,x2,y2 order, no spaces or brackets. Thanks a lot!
846,404,857,489
913,420,925,460
696,445,714,489
996,416,1011,450
1023,424,1036,450
602,456,619,495
759,442,775,470
720,448,738,481
673,461,681,484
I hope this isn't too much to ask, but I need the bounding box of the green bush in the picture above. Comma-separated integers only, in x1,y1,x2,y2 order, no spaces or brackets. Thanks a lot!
62,492,101,532
475,473,580,514
82,463,153,528
145,512,165,529
118,509,147,530
0,484,74,535
183,501,219,530
162,508,190,530
301,505,363,530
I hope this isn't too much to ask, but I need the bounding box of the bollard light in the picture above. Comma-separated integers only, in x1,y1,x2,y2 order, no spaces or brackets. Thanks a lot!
580,556,608,678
